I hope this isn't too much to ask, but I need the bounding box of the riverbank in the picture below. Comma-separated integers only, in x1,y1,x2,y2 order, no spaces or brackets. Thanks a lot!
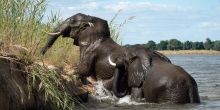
158,50,220,55
0,53,89,110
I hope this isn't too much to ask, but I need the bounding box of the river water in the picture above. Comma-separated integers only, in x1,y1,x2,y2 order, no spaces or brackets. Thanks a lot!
78,54,220,110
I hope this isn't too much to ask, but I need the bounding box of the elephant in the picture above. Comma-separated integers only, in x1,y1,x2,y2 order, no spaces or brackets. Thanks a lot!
41,13,131,91
110,44,200,103
41,13,170,90
41,13,200,104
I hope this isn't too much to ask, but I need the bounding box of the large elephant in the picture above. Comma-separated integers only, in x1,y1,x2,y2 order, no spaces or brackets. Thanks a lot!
111,44,200,103
41,13,167,89
41,13,131,91
41,13,200,104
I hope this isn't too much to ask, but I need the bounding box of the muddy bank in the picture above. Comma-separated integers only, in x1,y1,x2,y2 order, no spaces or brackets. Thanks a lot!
0,54,88,110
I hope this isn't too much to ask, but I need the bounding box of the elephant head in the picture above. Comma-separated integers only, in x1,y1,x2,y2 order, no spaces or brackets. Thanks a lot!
108,52,139,98
41,13,110,55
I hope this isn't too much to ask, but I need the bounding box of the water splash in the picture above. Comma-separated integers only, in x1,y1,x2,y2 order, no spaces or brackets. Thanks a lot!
117,95,146,105
91,81,145,105
94,81,111,97
91,81,117,102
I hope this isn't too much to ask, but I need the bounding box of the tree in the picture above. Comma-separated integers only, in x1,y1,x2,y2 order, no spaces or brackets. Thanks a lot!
146,40,156,50
204,38,213,50
156,40,168,50
167,39,183,50
213,40,220,51
183,41,193,50
192,42,204,50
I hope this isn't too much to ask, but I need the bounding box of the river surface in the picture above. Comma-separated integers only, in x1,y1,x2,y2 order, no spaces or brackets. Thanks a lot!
78,54,220,110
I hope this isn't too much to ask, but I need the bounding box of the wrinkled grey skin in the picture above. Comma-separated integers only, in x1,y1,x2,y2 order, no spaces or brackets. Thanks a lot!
40,13,168,97
113,44,200,104
41,13,131,94
41,13,200,104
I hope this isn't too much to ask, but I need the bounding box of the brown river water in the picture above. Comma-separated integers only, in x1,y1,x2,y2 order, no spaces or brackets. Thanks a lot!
77,54,220,110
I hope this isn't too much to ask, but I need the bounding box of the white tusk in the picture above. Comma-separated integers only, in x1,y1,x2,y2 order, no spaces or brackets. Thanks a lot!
108,56,116,66
88,22,94,27
81,41,89,46
44,31,61,36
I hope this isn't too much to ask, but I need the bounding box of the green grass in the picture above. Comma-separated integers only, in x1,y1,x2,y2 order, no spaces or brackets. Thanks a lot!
109,10,135,45
0,0,79,109
0,0,79,65
29,64,77,110
0,0,129,109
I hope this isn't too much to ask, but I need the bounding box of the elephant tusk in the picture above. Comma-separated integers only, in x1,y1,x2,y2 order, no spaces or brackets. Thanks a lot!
88,22,94,27
108,56,116,66
43,31,61,36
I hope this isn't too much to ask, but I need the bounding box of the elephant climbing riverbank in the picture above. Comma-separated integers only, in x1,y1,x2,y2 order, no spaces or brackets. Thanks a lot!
111,44,200,103
41,13,131,91
41,13,200,104
40,13,143,90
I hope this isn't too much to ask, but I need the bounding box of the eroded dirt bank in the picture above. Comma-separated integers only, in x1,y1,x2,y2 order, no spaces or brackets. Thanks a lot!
0,54,89,110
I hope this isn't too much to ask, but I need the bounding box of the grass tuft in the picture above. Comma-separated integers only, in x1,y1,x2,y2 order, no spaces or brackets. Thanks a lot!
0,0,127,109
109,10,135,45
29,64,76,110
0,0,79,109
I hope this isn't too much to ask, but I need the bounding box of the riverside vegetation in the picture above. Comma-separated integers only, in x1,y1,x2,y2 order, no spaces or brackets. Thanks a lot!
125,38,220,54
0,0,82,109
0,0,218,109
0,0,131,109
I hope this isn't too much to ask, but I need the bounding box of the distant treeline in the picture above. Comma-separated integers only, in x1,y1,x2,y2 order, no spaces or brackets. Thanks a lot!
124,38,220,51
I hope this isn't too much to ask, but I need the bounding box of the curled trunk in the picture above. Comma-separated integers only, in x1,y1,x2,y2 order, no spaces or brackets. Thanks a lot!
41,34,60,55
41,20,71,55
112,67,128,98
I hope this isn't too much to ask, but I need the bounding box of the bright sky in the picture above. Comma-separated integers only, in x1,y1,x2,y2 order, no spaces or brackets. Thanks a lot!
46,0,220,45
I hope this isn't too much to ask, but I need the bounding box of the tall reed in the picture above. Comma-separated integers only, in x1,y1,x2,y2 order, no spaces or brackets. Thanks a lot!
109,10,135,45
0,0,79,109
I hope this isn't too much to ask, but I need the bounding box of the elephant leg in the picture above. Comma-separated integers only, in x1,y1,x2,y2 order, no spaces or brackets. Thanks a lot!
76,50,96,77
131,87,143,102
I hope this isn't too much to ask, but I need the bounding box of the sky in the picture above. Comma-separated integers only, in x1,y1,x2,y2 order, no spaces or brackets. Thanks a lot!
46,0,220,45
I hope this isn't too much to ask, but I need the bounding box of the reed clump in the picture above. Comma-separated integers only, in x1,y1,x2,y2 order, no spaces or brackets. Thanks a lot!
0,0,127,109
0,0,79,109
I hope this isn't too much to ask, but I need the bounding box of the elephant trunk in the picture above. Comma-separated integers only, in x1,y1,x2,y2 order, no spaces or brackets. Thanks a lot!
112,67,127,98
41,33,60,55
41,21,71,55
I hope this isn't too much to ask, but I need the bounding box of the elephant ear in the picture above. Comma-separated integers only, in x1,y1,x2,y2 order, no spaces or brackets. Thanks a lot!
128,56,151,87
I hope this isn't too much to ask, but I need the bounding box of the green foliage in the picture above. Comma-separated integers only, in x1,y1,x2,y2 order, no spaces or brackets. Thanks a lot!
204,38,213,50
146,40,156,50
213,40,220,51
0,0,46,50
0,0,79,109
183,41,193,50
192,42,204,50
167,39,183,50
125,38,220,51
0,0,78,65
157,40,168,50
29,64,76,110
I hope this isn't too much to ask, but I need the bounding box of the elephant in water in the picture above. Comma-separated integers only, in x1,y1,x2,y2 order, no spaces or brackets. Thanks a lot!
41,13,200,104
41,13,131,91
111,44,200,103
